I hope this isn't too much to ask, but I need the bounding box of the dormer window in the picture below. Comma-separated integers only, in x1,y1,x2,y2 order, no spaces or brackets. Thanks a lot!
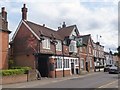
69,40,77,53
42,37,50,49
56,40,62,51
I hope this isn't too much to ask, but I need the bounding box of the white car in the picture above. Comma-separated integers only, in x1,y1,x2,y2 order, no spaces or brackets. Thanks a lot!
109,65,120,74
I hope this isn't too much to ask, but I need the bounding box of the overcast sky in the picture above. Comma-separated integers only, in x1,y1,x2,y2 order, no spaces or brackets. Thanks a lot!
0,0,119,53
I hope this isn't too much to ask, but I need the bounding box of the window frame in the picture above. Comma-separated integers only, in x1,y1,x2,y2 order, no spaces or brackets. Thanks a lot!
42,37,50,49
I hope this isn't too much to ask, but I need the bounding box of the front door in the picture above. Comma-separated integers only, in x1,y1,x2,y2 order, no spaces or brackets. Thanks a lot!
38,56,49,77
86,62,89,72
71,63,74,74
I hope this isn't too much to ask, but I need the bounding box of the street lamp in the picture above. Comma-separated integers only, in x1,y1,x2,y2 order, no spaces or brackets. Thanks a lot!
50,34,58,78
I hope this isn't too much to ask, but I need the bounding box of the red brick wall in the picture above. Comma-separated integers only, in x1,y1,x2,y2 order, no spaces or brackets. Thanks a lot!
56,70,70,77
1,74,27,84
56,70,63,77
0,31,9,69
14,54,35,69
13,22,38,68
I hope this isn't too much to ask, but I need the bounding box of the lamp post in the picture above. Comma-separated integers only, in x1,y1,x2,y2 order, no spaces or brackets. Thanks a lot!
50,34,58,78
62,41,65,77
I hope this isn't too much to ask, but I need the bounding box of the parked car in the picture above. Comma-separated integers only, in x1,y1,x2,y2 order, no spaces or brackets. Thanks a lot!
109,65,120,74
104,65,112,72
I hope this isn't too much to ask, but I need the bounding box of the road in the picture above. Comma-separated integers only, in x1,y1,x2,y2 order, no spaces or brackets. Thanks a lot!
33,72,119,88
2,72,119,89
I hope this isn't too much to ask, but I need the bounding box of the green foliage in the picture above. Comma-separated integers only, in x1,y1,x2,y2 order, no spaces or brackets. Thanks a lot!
0,67,31,76
8,57,15,68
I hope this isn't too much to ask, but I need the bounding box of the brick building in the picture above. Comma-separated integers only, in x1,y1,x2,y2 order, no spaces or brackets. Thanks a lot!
78,34,95,73
93,42,104,69
0,7,11,69
10,4,95,78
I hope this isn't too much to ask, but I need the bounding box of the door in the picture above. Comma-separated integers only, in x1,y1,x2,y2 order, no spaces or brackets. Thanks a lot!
86,62,89,72
71,63,74,74
38,56,49,77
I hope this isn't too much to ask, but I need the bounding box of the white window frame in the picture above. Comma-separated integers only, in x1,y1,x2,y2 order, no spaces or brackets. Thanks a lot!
80,59,84,69
64,59,69,68
89,47,91,54
56,40,62,51
90,59,93,67
69,40,77,53
42,37,50,49
56,58,62,69
80,47,82,52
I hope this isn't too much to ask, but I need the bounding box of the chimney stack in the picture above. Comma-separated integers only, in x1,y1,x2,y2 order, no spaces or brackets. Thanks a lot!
62,22,66,28
1,7,7,21
21,4,27,20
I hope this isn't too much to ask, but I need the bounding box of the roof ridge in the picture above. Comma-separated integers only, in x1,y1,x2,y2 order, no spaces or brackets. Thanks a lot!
80,34,91,37
26,20,57,32
57,24,76,31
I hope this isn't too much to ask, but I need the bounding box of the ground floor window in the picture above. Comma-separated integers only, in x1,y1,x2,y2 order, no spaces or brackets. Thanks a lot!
64,59,69,68
75,59,79,66
56,58,62,69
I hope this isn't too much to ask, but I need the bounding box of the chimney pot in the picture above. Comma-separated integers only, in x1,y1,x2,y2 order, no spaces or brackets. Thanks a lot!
2,7,5,12
58,26,61,30
62,22,66,28
1,7,7,21
43,24,45,27
21,4,28,20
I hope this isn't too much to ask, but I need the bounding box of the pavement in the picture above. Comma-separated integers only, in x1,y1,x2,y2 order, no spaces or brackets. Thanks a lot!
2,70,101,88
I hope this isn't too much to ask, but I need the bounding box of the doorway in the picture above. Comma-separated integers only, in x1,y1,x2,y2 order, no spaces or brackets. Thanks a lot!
86,62,89,72
38,55,49,77
71,63,75,74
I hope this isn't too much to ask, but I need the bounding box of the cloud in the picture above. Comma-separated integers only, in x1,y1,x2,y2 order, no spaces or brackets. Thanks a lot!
0,0,118,52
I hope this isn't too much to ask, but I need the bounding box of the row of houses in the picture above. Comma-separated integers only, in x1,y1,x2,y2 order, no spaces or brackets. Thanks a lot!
0,4,118,78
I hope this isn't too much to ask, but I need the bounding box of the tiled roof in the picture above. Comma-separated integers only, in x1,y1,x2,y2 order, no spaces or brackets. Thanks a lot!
25,21,62,40
57,25,76,40
79,34,91,45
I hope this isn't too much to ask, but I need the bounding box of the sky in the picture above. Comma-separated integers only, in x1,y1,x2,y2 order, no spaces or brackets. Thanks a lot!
0,0,119,53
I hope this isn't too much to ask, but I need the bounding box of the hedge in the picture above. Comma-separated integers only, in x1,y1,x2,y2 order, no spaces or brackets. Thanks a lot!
0,67,31,76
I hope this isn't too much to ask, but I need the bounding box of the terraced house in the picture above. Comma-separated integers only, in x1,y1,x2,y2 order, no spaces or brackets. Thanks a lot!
0,7,11,69
10,4,95,78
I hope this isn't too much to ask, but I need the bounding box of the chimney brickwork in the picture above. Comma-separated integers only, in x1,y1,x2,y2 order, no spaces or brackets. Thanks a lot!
21,4,27,20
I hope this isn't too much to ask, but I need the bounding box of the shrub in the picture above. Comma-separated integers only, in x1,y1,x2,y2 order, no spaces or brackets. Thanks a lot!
0,66,31,76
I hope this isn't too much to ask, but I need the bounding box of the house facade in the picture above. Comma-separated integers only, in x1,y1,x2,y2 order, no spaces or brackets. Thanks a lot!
78,35,94,73
104,51,113,66
0,7,11,69
93,42,104,68
11,4,95,78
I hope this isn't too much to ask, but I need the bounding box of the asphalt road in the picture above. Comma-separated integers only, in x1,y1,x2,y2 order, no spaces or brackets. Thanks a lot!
34,72,119,88
2,72,119,89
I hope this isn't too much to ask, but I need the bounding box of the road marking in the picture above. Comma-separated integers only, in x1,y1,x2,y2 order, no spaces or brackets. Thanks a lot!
98,80,118,88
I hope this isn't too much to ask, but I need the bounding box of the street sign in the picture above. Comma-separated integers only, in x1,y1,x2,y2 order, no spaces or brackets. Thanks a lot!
75,38,83,47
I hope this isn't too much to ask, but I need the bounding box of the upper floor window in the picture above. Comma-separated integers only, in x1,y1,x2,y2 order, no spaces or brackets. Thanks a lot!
80,47,82,52
69,40,77,53
80,59,84,69
90,58,93,67
56,40,62,51
89,47,91,54
42,37,50,49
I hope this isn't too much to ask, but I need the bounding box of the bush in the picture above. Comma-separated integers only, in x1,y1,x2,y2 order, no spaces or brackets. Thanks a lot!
0,67,31,76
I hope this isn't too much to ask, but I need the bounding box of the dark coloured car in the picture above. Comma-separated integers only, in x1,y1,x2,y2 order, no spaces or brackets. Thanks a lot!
109,65,120,74
104,65,112,72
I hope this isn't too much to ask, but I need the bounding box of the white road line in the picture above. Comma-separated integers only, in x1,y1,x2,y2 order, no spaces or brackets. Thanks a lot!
98,80,118,88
